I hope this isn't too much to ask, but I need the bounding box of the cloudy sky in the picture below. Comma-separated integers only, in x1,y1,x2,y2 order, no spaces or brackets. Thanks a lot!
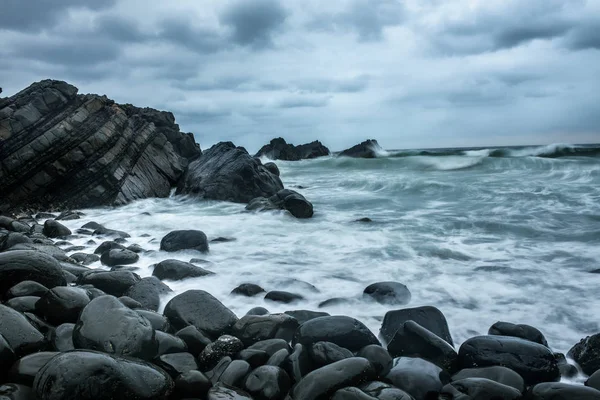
1,0,599,152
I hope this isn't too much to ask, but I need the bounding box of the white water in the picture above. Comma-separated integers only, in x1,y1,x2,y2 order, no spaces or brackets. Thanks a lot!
54,147,600,366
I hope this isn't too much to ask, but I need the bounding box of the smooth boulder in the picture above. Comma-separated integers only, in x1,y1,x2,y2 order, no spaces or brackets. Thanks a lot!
124,276,172,311
100,248,139,266
160,230,209,253
441,378,522,400
293,315,380,352
152,259,214,281
77,270,140,297
42,220,71,238
380,306,453,346
528,382,600,399
363,281,411,305
489,321,548,346
35,286,91,324
0,250,66,297
247,189,314,219
232,313,299,346
0,304,45,356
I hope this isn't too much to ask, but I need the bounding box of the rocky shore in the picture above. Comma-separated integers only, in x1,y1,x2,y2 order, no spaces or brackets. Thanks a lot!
1,213,600,400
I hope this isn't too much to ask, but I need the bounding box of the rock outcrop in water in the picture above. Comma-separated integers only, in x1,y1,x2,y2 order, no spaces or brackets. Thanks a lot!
254,137,330,160
177,141,284,203
339,139,382,158
0,80,200,212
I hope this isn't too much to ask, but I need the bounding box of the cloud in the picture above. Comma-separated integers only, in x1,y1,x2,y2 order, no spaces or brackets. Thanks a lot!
158,17,227,54
10,37,121,66
564,20,600,50
276,95,331,108
0,0,117,32
220,0,289,49
308,0,404,41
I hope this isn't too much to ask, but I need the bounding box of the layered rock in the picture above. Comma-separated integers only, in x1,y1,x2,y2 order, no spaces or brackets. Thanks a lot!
255,137,330,161
0,80,200,212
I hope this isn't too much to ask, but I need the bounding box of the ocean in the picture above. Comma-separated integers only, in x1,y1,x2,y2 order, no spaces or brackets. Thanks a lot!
55,143,600,356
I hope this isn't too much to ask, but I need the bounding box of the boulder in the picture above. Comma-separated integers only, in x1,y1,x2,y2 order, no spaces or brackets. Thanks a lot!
255,137,330,161
35,286,91,324
218,359,252,387
286,343,314,382
387,320,458,372
155,330,188,355
154,352,199,378
176,141,284,203
100,248,139,266
292,358,376,400
124,276,172,311
164,290,238,339
8,351,59,386
380,306,453,346
489,321,549,346
73,295,158,360
33,350,174,400
6,280,48,298
309,341,354,368
42,220,71,238
0,250,66,297
360,381,414,400
70,252,100,265
152,259,214,280
0,304,45,356
458,335,559,385
264,162,280,176
293,315,380,351
0,333,16,376
248,339,291,356
527,382,600,399
6,296,40,313
363,281,411,305
232,283,266,297
284,310,329,324
247,189,314,218
265,290,305,303
174,370,212,398
0,383,34,400
176,325,212,356
568,333,600,376
385,357,448,400
207,384,253,399
50,323,75,351
339,140,382,158
0,79,200,212
451,366,525,393
160,230,209,253
356,345,393,378
441,378,523,400
232,313,299,346
77,270,140,296
198,335,245,370
94,240,126,255
244,365,291,400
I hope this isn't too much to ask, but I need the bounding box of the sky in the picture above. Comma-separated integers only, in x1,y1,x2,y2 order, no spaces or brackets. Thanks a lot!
1,0,599,152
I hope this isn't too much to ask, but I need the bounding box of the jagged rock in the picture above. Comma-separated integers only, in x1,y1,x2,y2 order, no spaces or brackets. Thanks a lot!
177,141,284,203
255,137,330,161
0,250,66,297
33,350,174,400
247,189,314,219
339,139,382,158
568,333,600,376
0,79,200,212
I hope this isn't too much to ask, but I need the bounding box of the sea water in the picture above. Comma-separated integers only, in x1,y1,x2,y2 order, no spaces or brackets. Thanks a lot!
55,143,600,355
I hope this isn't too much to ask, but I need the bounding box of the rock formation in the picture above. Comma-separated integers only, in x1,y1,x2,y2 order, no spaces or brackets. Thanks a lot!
0,80,200,212
255,138,330,161
339,139,382,158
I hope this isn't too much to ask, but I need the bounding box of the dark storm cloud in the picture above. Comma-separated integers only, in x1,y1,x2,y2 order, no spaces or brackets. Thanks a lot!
0,0,117,32
174,75,254,91
11,38,120,66
94,15,148,43
308,0,404,41
565,21,600,50
220,0,289,49
277,96,330,108
158,17,226,54
294,75,370,93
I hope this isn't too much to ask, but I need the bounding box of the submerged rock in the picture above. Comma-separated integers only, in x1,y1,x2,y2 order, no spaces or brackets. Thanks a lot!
339,139,382,158
231,283,266,297
255,137,330,161
363,281,411,305
247,189,314,219
152,259,214,281
177,141,284,203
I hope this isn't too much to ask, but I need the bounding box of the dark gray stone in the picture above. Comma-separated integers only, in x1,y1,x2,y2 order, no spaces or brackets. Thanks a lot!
42,220,71,238
380,306,453,346
232,313,299,346
293,315,380,351
339,139,381,158
255,138,330,161
568,333,600,376
35,286,91,324
489,321,549,347
153,259,214,280
160,230,209,253
363,281,411,305
124,276,172,311
0,250,66,297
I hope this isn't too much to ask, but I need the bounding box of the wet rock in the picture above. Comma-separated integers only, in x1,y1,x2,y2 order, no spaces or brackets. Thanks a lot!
266,348,291,368
244,365,291,400
284,309,329,324
92,225,130,238
387,320,458,372
207,356,232,384
63,245,86,252
555,352,578,379
318,297,353,308
232,283,266,297
247,189,314,219
23,312,54,337
458,335,559,385
0,250,66,297
232,313,299,346
154,352,199,378
176,325,212,356
361,381,414,399
207,383,253,400
292,357,376,400
155,330,188,355
127,243,143,253
50,323,75,351
489,321,549,346
56,211,82,221
93,240,126,255
35,286,91,324
0,334,16,376
42,220,71,238
265,290,304,304
0,304,45,356
219,360,251,387
451,366,525,393
152,259,214,281
363,281,411,305
100,248,139,266
441,378,522,400
59,262,91,278
73,295,158,360
339,139,382,158
164,290,238,338
6,281,48,302
211,236,236,243
238,349,270,369
175,370,212,398
160,230,209,253
0,232,32,251
6,296,40,313
385,357,447,400
309,341,354,368
33,350,174,400
248,339,291,356
198,335,245,370
255,138,330,161
332,387,377,400
0,383,34,400
119,295,143,309
293,315,380,351
586,369,600,391
124,276,172,311
286,343,313,382
137,309,170,331
357,345,393,378
247,307,270,316
380,306,453,346
36,212,57,219
527,382,600,399
568,333,600,375
78,270,141,296
354,217,373,223
264,162,280,176
8,351,59,385
177,141,284,203
69,253,99,265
